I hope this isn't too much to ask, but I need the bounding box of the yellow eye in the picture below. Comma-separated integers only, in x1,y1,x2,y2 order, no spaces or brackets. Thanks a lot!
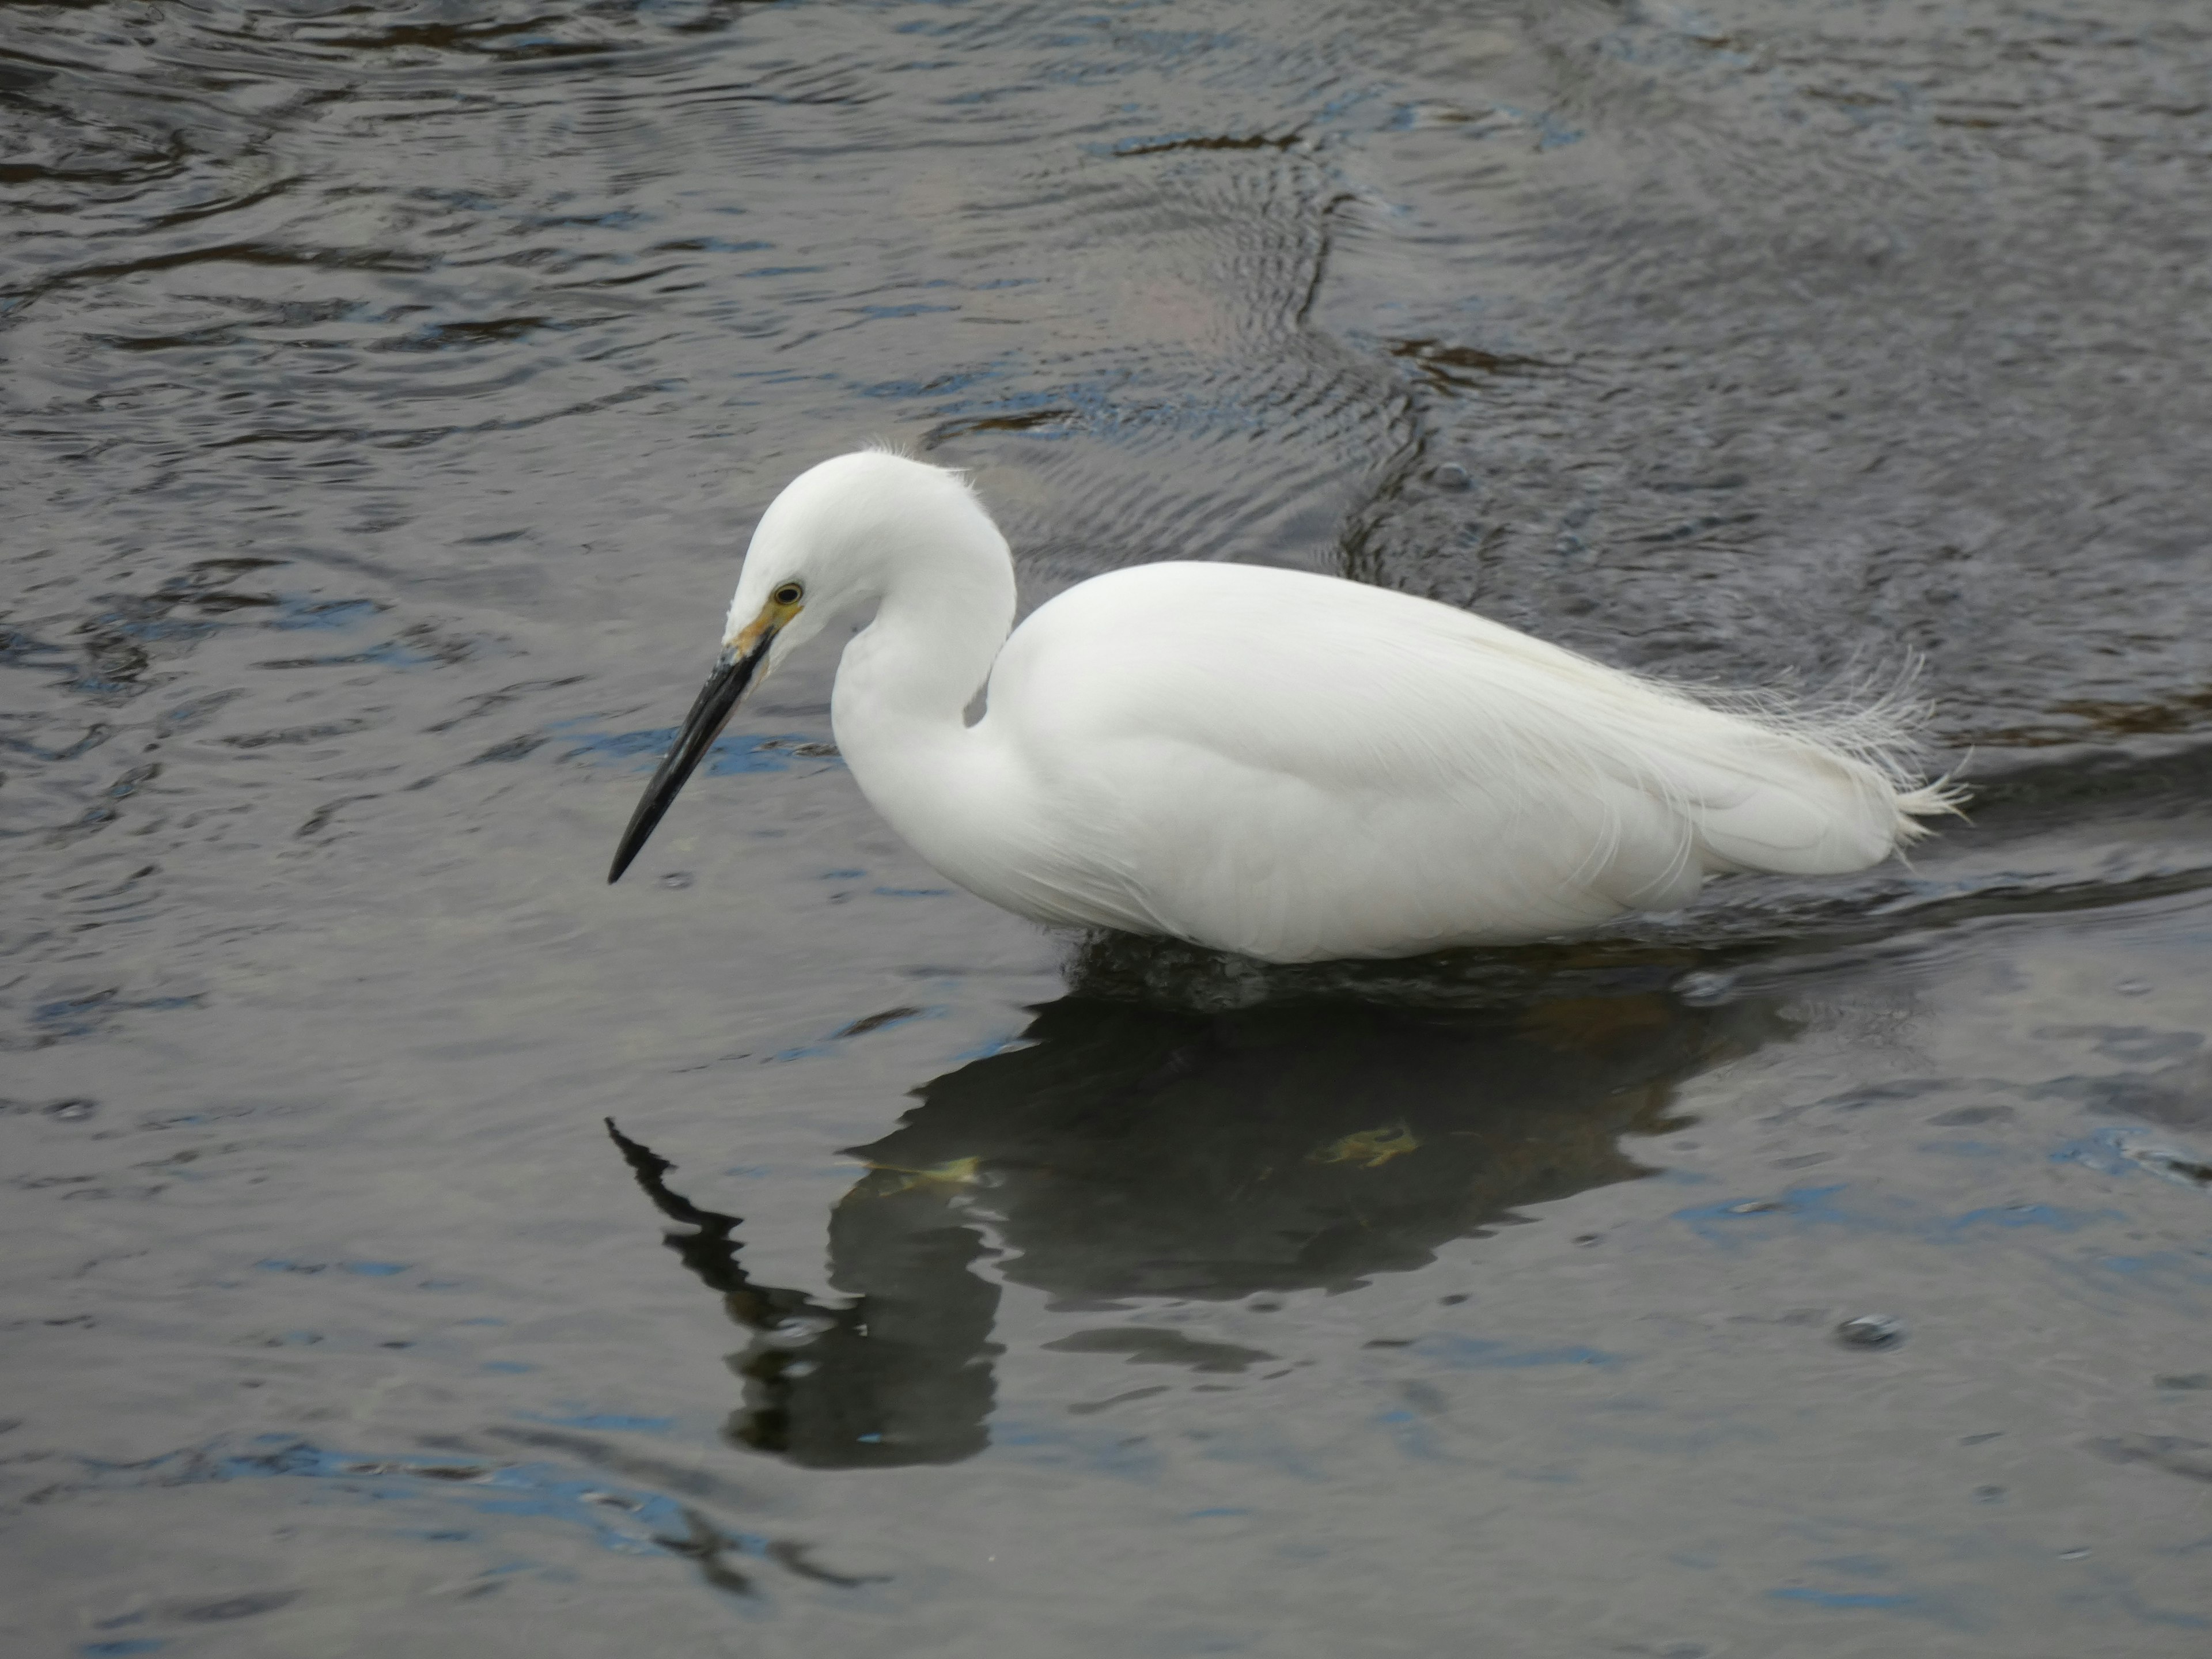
773,581,804,607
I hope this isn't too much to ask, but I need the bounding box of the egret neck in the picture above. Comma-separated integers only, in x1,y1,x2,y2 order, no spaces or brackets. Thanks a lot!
829,513,1018,881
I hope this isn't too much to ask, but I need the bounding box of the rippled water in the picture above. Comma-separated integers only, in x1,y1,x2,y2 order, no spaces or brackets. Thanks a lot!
6,1,2211,1653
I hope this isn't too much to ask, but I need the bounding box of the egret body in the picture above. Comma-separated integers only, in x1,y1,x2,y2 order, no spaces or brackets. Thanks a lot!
611,452,1956,962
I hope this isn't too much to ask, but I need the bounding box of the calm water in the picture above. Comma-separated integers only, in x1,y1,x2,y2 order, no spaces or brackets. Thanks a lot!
5,1,2211,1653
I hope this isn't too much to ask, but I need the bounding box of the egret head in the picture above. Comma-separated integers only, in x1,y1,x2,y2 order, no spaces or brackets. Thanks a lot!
607,450,993,884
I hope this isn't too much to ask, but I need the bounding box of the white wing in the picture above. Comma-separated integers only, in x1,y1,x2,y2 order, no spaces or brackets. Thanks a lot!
979,562,1950,961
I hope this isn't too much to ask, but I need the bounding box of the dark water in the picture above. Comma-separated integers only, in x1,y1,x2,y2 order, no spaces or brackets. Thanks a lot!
5,1,2211,1653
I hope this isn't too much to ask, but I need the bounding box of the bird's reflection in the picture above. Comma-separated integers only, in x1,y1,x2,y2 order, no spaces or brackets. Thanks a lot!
611,972,1783,1469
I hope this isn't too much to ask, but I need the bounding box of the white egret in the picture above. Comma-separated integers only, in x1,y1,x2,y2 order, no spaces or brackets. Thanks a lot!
610,451,1959,962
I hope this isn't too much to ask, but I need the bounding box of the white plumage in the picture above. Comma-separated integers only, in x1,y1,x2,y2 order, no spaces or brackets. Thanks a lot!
611,451,1959,963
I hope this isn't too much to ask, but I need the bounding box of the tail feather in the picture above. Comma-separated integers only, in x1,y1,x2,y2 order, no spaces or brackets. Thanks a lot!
1631,664,1967,879
1688,748,1920,875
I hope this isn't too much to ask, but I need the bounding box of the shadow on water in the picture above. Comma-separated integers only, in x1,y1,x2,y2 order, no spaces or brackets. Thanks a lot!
609,969,1787,1469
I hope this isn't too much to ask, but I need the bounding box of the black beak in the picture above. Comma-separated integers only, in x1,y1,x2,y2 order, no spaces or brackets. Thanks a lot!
607,633,773,884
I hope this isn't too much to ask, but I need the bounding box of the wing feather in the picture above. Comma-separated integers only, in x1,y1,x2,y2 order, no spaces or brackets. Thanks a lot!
983,562,1957,957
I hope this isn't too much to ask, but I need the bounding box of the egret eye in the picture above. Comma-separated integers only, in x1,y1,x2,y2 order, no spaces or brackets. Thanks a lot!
773,581,804,607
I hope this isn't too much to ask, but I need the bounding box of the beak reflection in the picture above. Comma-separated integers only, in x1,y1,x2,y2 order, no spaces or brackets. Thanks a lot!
608,630,776,885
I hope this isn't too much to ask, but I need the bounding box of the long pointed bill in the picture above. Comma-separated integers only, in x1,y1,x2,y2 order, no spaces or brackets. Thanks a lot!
607,630,774,884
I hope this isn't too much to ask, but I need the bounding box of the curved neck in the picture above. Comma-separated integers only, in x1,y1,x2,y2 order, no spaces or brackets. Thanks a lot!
830,529,1016,812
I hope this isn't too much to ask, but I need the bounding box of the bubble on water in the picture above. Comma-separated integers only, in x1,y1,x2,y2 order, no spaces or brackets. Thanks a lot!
1430,463,1472,491
1672,971,1737,1007
46,1099,99,1122
659,872,693,889
1835,1314,1904,1350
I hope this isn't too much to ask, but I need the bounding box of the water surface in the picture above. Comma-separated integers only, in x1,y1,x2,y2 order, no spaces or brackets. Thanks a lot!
5,2,2211,1654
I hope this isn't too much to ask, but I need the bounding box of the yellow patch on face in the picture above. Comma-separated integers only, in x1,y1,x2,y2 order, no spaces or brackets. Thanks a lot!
1307,1123,1420,1169
726,590,805,655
